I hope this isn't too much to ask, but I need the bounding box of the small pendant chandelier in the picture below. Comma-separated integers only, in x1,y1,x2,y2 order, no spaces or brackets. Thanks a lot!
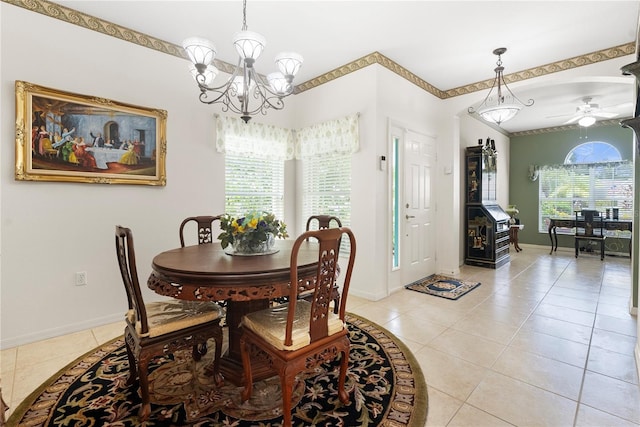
182,0,303,123
468,47,534,125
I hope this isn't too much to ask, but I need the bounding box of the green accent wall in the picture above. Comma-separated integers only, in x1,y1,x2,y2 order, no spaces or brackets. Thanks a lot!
510,124,633,248
510,124,637,308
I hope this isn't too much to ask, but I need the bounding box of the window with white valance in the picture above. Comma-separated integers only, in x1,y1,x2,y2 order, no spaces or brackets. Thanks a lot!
297,114,359,251
216,116,294,217
216,115,294,161
295,114,359,160
216,114,359,234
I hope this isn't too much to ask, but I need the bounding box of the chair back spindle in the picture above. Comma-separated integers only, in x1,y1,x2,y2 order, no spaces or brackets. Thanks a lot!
179,215,222,247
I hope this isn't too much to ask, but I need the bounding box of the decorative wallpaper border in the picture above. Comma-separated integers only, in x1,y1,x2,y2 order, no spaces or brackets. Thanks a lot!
294,51,447,98
444,43,636,99
3,0,636,104
510,118,631,137
1,0,237,75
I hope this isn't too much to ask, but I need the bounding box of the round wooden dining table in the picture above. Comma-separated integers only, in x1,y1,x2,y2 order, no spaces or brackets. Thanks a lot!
147,240,319,385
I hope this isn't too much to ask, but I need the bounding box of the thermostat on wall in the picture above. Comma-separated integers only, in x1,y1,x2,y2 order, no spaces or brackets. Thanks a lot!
379,155,387,171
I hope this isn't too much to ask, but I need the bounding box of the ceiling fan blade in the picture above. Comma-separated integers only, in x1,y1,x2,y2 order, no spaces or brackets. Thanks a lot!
593,111,618,119
563,116,582,125
603,101,634,110
546,112,575,119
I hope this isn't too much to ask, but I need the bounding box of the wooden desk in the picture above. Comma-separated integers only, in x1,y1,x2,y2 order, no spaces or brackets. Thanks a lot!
147,240,318,385
548,217,632,255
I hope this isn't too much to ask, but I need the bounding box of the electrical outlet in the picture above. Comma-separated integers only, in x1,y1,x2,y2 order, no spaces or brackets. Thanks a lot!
76,271,87,286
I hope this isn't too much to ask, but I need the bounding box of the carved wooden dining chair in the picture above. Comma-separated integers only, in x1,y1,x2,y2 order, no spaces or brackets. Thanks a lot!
239,227,356,427
115,226,224,421
179,215,222,247
305,214,342,233
178,215,230,312
305,215,343,311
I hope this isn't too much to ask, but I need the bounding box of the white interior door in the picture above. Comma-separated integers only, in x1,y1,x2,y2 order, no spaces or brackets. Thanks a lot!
402,131,436,285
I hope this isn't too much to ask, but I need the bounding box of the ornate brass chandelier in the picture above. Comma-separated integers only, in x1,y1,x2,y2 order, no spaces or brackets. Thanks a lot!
182,0,303,123
469,47,534,125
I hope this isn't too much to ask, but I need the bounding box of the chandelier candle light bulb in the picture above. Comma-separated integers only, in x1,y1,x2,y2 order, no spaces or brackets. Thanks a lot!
182,0,303,123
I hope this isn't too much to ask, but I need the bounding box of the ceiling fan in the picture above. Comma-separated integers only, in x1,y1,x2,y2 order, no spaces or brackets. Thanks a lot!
560,96,620,127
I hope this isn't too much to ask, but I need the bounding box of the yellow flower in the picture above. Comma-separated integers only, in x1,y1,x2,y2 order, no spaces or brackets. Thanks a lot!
248,218,258,229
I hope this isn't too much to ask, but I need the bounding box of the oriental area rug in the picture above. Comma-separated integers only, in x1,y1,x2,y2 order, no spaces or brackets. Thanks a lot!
405,274,481,300
8,314,427,427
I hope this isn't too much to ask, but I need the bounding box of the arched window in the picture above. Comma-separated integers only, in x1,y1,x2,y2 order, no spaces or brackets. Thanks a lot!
564,141,622,164
538,141,632,233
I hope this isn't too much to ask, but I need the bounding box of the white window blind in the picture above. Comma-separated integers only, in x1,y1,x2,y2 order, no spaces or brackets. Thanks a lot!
297,114,358,250
302,153,352,227
224,154,284,218
217,116,290,218
538,161,633,233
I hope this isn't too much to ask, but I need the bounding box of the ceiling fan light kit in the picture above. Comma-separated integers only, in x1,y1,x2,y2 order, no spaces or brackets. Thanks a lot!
578,115,596,127
557,96,622,127
469,47,534,126
182,0,303,123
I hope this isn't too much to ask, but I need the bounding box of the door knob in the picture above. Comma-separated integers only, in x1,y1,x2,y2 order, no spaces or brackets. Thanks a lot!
406,215,415,219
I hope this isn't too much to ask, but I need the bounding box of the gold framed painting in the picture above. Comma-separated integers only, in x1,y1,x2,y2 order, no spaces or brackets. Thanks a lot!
15,81,167,185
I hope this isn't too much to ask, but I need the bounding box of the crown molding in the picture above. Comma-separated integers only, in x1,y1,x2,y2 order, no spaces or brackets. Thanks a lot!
1,0,238,75
509,118,632,137
296,42,635,99
3,0,184,57
444,43,636,99
294,51,447,98
3,0,636,102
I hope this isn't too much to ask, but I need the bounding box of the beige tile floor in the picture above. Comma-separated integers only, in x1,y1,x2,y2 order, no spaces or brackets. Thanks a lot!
2,245,639,426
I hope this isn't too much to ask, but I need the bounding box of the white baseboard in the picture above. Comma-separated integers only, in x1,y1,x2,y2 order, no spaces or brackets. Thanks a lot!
636,343,640,387
1,312,123,350
438,266,461,276
350,288,387,302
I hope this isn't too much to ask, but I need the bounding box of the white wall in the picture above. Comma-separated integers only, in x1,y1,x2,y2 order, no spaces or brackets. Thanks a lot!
376,68,445,292
1,4,233,347
289,67,379,300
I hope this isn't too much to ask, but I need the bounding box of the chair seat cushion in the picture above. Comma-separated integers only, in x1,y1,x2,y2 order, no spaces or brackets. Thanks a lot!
127,300,223,338
241,300,345,351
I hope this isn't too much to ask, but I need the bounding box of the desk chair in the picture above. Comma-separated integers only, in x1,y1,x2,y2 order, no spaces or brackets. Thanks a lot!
116,226,224,421
179,215,222,247
574,210,606,260
239,227,356,427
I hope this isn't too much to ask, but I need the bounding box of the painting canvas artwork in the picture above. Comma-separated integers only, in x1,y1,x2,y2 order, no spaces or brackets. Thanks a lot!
15,81,167,185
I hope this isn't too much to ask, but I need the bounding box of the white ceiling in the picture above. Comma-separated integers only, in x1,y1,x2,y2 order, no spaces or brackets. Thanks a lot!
54,0,640,133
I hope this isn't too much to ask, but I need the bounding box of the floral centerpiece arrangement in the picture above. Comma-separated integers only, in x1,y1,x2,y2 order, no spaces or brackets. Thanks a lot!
218,211,289,254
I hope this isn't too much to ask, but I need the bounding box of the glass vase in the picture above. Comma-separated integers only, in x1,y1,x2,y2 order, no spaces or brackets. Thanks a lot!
231,232,275,255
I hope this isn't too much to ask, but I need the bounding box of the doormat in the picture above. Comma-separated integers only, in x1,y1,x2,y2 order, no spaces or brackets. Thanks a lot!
405,274,481,300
